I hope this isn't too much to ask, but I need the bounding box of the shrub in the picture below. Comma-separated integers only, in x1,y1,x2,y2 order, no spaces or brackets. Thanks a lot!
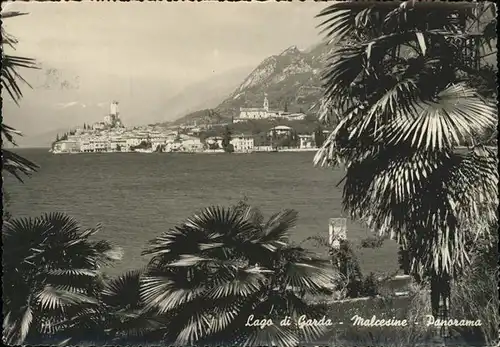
449,224,499,346
326,292,435,347
360,272,379,297
397,246,411,276
330,240,363,298
360,235,385,248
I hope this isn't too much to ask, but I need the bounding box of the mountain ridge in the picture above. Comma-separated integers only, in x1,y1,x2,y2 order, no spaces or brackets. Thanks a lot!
173,41,333,124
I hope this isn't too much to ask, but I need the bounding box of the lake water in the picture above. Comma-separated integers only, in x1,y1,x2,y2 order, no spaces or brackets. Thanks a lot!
5,149,399,275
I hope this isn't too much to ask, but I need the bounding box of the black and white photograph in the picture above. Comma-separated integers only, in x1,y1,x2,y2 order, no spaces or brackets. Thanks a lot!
2,1,498,346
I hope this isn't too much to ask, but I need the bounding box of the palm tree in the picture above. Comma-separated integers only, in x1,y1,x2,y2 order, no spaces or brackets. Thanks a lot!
313,0,497,328
140,203,337,347
2,213,122,345
1,10,39,182
54,269,165,345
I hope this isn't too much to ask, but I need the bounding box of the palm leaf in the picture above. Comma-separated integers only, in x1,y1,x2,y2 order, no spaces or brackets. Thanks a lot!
382,84,496,150
1,54,38,105
2,13,40,182
205,269,266,299
282,262,336,293
36,285,97,311
2,148,39,182
205,297,249,336
18,306,33,345
259,209,298,246
140,275,205,314
174,310,214,344
0,11,29,19
1,123,22,144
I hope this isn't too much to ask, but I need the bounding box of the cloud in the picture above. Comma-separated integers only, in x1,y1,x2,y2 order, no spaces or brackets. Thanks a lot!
55,101,79,109
54,101,88,109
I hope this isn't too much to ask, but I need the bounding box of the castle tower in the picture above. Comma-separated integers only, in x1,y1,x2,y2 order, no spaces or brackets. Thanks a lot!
263,94,269,112
110,101,119,117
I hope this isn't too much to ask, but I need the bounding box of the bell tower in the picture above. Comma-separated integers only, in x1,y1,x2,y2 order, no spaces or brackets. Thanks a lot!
263,93,269,111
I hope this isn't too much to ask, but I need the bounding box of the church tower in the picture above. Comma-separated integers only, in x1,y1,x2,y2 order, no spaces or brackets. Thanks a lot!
263,93,269,111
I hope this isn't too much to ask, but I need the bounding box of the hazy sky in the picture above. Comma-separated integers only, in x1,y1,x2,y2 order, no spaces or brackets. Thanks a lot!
2,1,328,142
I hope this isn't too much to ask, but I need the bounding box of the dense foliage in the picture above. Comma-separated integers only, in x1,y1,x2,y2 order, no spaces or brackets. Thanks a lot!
330,240,381,299
2,206,338,347
449,222,499,345
1,11,39,182
221,126,234,153
315,0,498,320
140,203,336,346
2,213,122,345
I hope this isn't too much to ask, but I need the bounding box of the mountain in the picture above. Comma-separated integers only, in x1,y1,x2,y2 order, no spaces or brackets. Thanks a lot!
174,42,334,124
151,65,254,124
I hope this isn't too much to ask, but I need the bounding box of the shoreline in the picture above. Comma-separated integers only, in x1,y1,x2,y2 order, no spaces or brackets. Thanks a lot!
49,148,320,155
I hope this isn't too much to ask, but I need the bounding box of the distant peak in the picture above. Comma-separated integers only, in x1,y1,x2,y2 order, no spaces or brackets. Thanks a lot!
280,45,301,56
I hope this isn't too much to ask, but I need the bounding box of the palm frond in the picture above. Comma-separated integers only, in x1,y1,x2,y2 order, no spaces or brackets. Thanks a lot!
18,306,33,345
36,285,97,311
1,54,38,105
1,12,40,183
205,269,266,299
174,310,214,345
140,275,205,314
259,209,298,246
206,298,246,335
232,200,265,226
2,148,39,182
1,123,23,144
382,84,496,150
0,11,29,19
282,262,336,294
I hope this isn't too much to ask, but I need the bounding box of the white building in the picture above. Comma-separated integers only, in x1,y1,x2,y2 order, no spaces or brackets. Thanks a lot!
110,137,127,151
181,136,204,152
230,135,255,152
282,113,306,121
236,95,308,122
125,137,143,148
166,140,183,152
54,140,80,153
80,140,92,152
238,94,279,120
267,125,294,137
90,138,109,152
205,136,224,149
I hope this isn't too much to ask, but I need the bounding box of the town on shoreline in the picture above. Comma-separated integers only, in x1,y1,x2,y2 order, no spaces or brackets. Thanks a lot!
51,98,331,155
